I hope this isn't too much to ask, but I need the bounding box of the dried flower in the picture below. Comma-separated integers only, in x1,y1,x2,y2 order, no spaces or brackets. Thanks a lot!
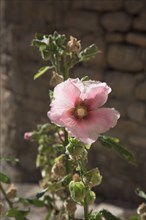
50,71,63,87
137,203,146,215
67,36,81,53
48,78,120,144
6,184,17,198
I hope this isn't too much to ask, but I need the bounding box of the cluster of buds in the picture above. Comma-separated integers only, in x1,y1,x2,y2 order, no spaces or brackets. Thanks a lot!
67,36,81,54
137,203,146,220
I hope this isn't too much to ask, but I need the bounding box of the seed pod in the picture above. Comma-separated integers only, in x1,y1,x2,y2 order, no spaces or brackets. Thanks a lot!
69,180,86,203
83,168,102,188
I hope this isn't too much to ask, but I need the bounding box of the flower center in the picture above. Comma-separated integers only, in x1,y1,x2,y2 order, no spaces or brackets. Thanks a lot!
75,105,87,118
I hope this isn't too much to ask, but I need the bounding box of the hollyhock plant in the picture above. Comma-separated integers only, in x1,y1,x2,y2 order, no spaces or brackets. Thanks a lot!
48,78,120,144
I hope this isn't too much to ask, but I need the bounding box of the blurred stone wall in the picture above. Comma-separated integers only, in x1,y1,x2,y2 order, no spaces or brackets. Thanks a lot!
1,0,146,205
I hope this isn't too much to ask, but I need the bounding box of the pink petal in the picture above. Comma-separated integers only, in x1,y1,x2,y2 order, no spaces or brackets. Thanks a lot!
88,108,120,134
53,78,81,107
82,82,111,110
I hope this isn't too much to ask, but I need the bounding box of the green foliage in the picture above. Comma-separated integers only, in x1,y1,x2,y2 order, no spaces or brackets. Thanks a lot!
34,66,53,80
79,44,99,61
0,172,11,184
99,135,137,166
6,208,29,220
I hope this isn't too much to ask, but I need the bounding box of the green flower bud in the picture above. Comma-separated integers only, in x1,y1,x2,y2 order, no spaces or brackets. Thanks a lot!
66,139,86,159
69,180,86,203
83,168,102,188
86,190,96,205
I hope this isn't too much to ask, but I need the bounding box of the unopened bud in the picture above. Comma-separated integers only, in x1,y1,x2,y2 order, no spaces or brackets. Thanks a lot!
86,190,96,205
64,197,77,215
50,71,63,87
69,180,86,203
137,203,146,215
6,184,17,198
67,36,81,53
24,132,33,141
72,173,80,182
83,168,102,188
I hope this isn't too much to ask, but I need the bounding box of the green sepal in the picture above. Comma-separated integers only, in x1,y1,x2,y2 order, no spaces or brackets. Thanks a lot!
99,135,137,166
0,171,11,184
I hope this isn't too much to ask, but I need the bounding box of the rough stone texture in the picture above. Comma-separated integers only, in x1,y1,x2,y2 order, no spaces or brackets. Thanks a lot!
127,102,145,123
107,44,145,72
101,11,132,32
135,81,146,101
72,0,123,11
133,8,146,31
1,0,146,206
125,0,146,14
105,33,125,43
126,33,146,47
105,71,136,98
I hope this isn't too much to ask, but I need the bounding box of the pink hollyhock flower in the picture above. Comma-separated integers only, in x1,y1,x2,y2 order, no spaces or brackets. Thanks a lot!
47,78,120,144
24,132,33,141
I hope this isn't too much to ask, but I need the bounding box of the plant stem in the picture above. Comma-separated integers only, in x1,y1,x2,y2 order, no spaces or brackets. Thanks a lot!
0,183,13,208
84,197,89,220
79,160,89,220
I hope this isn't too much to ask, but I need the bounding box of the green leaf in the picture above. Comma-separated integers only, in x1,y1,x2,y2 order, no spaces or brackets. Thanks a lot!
89,211,102,220
98,135,137,166
0,172,11,184
79,44,99,61
20,198,46,207
135,188,146,199
34,66,53,80
100,209,121,220
6,208,29,220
